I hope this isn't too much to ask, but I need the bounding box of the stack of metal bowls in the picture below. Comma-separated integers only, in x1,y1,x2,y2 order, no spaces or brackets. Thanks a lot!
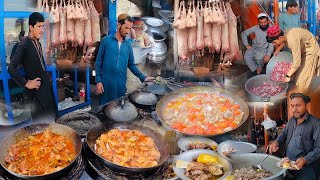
158,10,174,26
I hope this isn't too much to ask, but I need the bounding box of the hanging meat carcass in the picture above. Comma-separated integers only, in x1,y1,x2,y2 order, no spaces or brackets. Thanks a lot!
220,2,230,61
42,0,51,57
173,1,189,62
224,3,242,62
173,1,187,30
89,1,101,43
187,1,197,54
74,0,85,47
203,1,213,23
196,1,204,57
83,0,93,54
211,2,225,25
67,0,76,47
50,0,60,48
59,0,67,50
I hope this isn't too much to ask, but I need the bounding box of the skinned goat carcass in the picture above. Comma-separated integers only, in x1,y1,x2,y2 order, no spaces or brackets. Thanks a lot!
177,29,189,63
203,20,213,53
224,3,242,62
211,23,222,53
49,0,59,23
67,0,76,46
59,0,67,50
51,23,60,48
74,0,85,47
42,0,51,57
83,0,93,54
186,1,196,28
220,2,230,61
89,1,101,43
173,1,187,29
196,1,204,57
187,1,197,53
203,1,213,23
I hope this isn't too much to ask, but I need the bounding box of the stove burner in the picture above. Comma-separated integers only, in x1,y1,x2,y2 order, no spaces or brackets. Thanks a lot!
84,144,167,180
0,154,86,180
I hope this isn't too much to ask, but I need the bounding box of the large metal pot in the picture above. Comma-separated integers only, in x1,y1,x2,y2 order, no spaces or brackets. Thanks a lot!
156,86,249,137
148,29,167,58
103,98,138,122
85,123,170,174
230,153,286,180
245,75,288,102
0,123,82,179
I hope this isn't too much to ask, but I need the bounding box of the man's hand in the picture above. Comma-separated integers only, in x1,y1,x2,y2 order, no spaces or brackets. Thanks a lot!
96,83,104,94
144,76,155,82
263,55,271,63
269,141,279,154
274,50,280,56
246,45,252,50
25,78,41,90
283,76,291,83
295,157,307,170
84,47,96,63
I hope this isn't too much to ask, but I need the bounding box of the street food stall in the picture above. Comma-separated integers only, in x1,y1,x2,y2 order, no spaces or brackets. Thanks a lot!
0,0,319,179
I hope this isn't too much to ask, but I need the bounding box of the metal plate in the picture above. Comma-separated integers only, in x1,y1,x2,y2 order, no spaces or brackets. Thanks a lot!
230,153,286,180
217,141,257,161
177,137,218,151
266,51,293,77
173,149,232,180
156,86,249,137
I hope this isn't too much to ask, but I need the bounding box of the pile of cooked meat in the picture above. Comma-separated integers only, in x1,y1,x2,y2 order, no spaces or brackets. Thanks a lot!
162,164,176,179
185,161,224,180
95,129,160,168
5,130,76,175
234,167,273,180
188,143,214,150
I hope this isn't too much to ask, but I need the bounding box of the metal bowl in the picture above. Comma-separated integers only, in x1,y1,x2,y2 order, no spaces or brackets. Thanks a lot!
86,123,170,174
245,75,288,102
146,18,164,27
217,140,257,161
266,51,293,77
230,153,286,180
173,149,232,180
0,123,82,179
177,136,218,151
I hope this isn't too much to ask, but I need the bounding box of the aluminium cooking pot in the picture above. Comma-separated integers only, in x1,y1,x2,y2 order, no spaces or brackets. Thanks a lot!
0,123,82,179
103,98,138,122
85,122,170,174
128,90,158,106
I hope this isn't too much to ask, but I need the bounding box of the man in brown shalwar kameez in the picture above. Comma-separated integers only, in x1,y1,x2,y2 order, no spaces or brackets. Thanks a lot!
266,26,320,94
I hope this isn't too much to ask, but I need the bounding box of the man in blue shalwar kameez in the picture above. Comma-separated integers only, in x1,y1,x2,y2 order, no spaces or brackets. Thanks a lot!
95,14,154,105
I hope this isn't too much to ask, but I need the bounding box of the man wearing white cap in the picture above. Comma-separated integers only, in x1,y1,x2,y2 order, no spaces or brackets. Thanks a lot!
241,13,274,75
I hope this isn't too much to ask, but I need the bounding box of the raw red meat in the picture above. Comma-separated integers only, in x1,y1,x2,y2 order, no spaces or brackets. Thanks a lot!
270,61,292,82
250,82,284,97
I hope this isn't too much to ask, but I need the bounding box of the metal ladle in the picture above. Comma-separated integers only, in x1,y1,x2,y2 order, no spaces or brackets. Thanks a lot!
252,146,270,170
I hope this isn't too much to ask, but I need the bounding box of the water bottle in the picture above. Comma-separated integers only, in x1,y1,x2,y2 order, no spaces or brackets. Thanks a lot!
79,83,85,103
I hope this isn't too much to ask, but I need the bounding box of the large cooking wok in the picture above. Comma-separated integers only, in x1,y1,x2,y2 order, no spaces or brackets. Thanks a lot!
156,86,249,137
86,122,170,174
0,123,82,179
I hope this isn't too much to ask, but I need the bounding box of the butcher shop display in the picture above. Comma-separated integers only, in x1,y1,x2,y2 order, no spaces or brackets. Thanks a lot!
270,61,292,82
162,92,245,135
173,1,242,64
94,129,161,168
250,82,284,97
42,0,100,55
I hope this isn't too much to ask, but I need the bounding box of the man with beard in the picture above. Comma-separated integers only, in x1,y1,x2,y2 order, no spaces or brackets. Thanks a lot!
241,13,274,75
95,14,154,105
266,25,320,93
8,12,56,121
269,93,320,180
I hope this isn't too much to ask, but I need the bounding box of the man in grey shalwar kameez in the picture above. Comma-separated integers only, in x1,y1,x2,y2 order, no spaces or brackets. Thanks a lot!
241,13,274,75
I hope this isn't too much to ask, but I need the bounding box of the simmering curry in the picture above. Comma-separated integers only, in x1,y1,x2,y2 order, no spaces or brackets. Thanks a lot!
95,129,160,168
5,130,76,175
163,93,244,135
